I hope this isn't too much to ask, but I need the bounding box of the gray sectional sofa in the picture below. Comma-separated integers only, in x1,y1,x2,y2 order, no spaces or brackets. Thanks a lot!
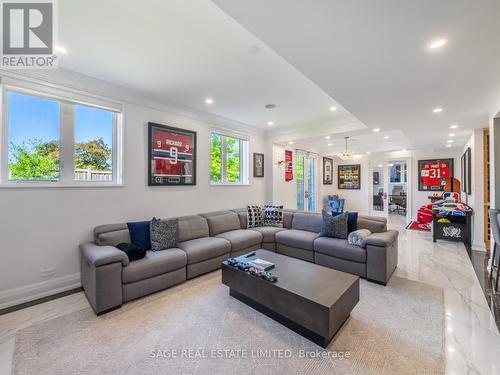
80,209,398,314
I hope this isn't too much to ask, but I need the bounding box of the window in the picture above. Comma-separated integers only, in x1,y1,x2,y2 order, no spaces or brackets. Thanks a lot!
210,131,249,185
2,87,122,186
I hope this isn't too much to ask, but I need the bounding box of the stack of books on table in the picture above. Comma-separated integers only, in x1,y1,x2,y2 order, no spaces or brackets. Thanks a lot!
248,258,275,271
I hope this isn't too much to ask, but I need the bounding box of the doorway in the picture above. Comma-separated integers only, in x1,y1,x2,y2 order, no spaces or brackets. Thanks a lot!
296,152,317,212
370,159,411,226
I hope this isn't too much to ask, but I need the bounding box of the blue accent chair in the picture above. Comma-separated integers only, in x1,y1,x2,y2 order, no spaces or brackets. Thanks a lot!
327,195,345,214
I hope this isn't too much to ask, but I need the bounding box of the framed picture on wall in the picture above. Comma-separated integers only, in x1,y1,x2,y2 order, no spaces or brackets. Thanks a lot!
338,164,361,189
461,148,471,194
323,157,333,184
253,153,264,177
373,171,380,185
417,158,453,191
148,122,197,186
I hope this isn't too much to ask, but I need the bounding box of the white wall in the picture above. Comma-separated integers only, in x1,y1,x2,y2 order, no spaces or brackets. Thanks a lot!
462,129,485,251
315,150,462,219
0,72,267,308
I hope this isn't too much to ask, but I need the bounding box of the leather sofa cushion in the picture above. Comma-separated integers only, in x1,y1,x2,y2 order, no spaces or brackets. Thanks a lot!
178,215,209,242
178,237,231,264
292,212,322,233
362,230,398,247
314,237,367,263
215,229,263,252
275,229,319,251
249,226,286,242
122,249,187,284
201,211,241,235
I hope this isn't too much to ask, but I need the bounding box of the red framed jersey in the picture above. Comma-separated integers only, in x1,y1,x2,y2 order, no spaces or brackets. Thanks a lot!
418,159,453,191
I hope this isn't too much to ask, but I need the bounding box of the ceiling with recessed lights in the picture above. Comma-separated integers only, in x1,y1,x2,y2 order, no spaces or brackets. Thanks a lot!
53,0,500,152
214,0,500,150
56,0,363,133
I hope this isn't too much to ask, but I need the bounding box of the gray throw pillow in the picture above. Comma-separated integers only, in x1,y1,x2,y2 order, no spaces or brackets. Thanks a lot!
348,229,372,247
320,210,348,239
150,218,179,251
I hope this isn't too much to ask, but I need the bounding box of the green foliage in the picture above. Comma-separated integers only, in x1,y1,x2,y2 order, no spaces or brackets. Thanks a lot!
8,139,59,181
75,138,111,171
210,134,222,182
226,137,240,183
8,137,112,181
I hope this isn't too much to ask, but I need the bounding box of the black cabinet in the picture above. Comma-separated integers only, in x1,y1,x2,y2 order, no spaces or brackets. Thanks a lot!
432,209,472,251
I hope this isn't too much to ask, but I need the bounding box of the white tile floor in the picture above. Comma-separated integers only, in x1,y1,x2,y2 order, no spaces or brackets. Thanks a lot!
1,220,499,374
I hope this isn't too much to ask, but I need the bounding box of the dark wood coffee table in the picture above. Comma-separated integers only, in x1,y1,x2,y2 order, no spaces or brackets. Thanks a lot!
222,249,359,348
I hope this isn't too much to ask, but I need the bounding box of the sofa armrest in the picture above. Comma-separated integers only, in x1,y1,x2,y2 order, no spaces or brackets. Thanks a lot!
79,242,126,314
364,230,398,285
80,242,129,267
362,230,398,247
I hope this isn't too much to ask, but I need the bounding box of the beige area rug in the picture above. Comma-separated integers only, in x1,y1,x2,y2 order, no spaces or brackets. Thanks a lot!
13,271,444,375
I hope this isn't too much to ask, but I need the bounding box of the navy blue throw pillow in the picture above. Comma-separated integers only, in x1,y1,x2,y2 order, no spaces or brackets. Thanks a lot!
332,211,358,234
127,221,151,250
117,243,146,261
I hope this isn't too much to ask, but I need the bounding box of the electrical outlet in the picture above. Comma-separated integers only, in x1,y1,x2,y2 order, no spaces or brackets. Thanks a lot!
41,268,56,279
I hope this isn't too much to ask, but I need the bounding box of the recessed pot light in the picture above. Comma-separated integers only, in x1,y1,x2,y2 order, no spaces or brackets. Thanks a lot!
205,98,214,105
447,139,453,143
377,164,383,168
265,104,276,109
402,148,407,152
373,128,380,132
384,136,389,139
267,121,274,126
449,133,455,137
429,39,447,49
433,107,443,113
328,143,332,147
446,144,452,148
329,106,337,112
366,151,371,155
450,124,458,129
325,135,331,140
288,141,294,145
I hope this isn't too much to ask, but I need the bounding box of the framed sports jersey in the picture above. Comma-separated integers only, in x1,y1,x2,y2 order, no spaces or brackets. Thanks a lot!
148,122,196,186
418,158,453,191
338,164,361,189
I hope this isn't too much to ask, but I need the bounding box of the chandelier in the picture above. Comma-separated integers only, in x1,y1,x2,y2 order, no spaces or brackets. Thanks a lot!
338,136,353,160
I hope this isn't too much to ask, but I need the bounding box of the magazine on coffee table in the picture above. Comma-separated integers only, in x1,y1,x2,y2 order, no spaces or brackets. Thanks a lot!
248,258,275,271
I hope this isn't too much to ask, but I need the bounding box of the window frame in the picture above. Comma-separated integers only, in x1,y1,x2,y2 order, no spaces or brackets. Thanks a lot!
209,130,249,186
0,82,124,188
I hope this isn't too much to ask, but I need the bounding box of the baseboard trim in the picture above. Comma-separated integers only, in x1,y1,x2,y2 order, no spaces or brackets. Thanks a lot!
0,273,81,310
472,241,487,252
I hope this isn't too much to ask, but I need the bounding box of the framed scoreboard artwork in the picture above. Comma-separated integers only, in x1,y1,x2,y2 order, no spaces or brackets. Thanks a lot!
338,164,361,189
148,122,197,186
418,158,453,191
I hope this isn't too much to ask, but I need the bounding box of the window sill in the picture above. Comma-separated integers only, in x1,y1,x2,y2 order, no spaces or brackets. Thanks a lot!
210,183,250,187
0,182,125,189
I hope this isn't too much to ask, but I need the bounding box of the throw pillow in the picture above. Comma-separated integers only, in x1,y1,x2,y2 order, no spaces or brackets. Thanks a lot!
127,220,151,250
332,211,358,234
320,209,348,239
247,205,263,228
116,243,146,261
348,229,372,247
150,218,179,251
263,205,284,227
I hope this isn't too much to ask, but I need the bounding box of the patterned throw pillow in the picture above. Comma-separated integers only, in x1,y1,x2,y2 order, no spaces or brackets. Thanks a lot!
348,229,372,247
150,218,179,251
320,210,348,239
263,205,284,227
247,205,263,228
